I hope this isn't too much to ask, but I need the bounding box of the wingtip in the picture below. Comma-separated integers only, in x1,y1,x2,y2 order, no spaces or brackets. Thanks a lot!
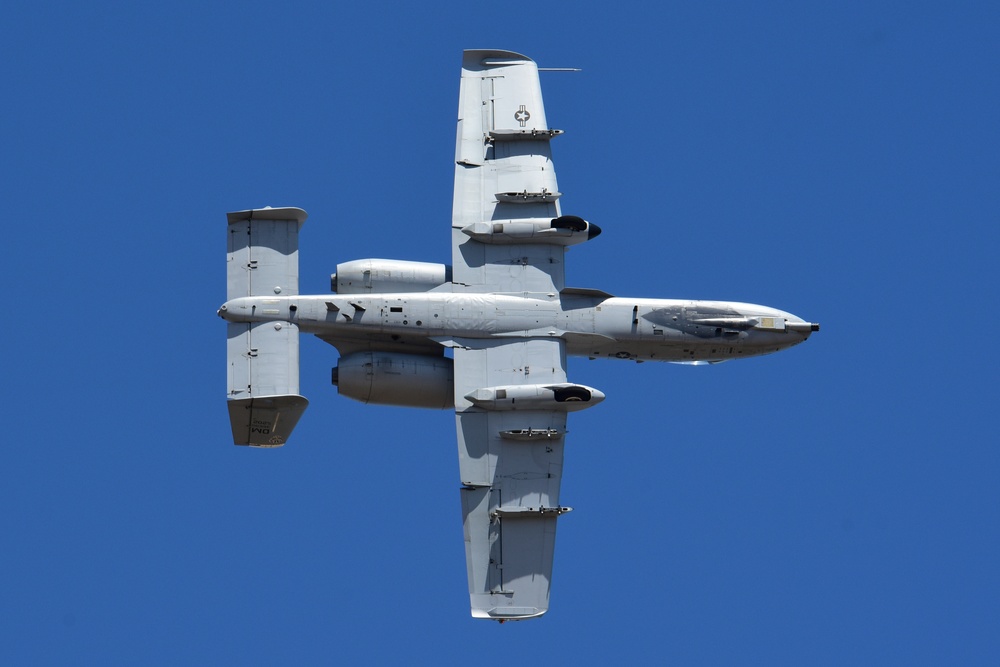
470,603,547,621
464,49,533,69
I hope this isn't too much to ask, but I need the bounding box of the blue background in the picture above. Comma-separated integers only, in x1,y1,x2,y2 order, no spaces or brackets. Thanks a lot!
3,1,997,663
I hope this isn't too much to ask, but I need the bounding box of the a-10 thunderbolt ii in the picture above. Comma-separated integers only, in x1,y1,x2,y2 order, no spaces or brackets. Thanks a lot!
218,49,819,622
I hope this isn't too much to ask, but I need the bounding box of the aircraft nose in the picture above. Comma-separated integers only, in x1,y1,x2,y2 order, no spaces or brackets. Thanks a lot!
745,306,819,343
786,320,820,337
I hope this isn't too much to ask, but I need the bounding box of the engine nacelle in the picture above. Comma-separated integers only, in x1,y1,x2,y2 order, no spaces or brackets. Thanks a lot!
331,259,451,294
332,351,454,408
461,216,602,246
464,383,605,412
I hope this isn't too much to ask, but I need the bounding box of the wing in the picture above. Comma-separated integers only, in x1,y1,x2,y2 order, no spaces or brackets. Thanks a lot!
451,50,590,621
452,50,565,295
453,336,571,620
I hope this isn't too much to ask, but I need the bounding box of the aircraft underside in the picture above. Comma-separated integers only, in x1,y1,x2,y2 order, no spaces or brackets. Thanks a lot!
218,49,818,621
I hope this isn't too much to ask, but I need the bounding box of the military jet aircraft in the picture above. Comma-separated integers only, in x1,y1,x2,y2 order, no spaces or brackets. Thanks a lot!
218,49,819,621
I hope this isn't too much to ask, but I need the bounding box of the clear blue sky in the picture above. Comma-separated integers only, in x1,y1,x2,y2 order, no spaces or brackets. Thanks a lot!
3,1,997,664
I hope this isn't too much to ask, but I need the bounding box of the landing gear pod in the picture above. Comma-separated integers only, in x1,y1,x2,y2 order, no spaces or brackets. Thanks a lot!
460,216,601,246
464,383,605,411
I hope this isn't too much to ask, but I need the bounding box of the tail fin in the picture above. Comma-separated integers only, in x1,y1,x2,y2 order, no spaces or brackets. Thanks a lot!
225,207,309,447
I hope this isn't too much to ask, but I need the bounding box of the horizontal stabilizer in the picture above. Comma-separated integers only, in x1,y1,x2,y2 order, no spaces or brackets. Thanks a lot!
225,207,309,446
227,207,306,300
228,395,309,447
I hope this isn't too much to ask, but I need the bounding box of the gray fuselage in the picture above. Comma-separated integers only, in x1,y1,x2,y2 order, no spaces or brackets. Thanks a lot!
219,291,816,363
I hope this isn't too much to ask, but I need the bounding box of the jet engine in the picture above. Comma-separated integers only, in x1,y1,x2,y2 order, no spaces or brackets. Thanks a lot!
332,351,454,408
331,259,452,294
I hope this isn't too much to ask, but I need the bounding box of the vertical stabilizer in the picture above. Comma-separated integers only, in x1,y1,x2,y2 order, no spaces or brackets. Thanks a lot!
225,207,309,447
